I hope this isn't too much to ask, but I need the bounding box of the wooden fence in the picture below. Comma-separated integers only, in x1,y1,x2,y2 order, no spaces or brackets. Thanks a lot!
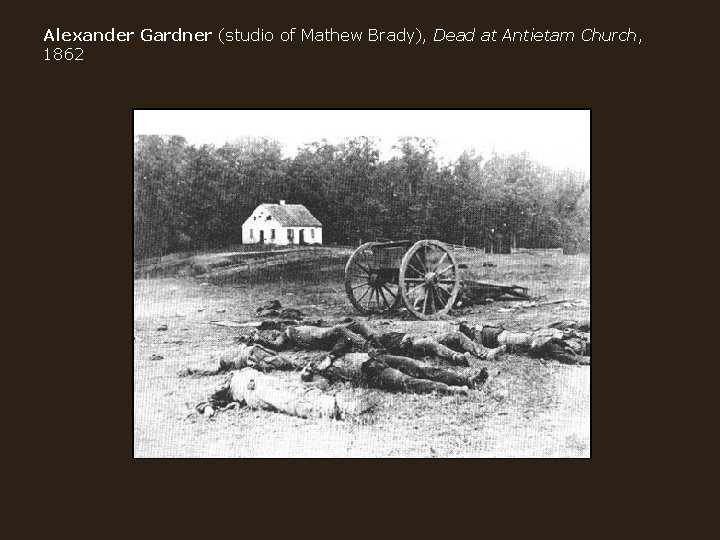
196,247,348,278
448,244,564,256
510,247,564,256
448,244,486,254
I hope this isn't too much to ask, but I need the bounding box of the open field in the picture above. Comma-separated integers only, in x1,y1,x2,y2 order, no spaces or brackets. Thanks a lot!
134,250,590,458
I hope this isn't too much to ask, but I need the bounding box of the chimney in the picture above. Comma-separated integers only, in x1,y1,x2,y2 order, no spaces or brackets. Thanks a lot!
279,200,286,205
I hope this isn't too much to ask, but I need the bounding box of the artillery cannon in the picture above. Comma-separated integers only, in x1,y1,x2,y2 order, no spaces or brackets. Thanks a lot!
344,239,532,320
344,239,461,320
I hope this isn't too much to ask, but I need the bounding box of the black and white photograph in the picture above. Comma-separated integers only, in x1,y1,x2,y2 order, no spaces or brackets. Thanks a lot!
133,109,590,458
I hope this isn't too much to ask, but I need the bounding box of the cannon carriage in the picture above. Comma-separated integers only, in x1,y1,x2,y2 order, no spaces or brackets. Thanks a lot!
344,239,461,320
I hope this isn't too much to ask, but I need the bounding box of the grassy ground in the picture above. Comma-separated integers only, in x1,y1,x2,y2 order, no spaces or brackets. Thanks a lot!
133,250,590,457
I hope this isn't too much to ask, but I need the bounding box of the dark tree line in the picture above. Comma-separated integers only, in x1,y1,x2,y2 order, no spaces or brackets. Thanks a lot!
134,135,589,260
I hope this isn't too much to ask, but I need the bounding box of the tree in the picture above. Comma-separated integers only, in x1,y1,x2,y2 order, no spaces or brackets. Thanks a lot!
134,135,589,258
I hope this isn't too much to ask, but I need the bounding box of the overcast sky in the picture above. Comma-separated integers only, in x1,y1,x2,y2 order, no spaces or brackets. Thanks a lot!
134,110,590,176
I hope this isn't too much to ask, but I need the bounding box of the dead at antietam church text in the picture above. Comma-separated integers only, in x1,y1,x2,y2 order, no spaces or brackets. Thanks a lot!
434,28,640,43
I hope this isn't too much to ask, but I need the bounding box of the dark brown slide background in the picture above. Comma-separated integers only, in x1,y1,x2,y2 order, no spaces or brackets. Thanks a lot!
12,0,694,532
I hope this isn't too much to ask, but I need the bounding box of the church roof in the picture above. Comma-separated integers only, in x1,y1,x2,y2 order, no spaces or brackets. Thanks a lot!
259,203,322,227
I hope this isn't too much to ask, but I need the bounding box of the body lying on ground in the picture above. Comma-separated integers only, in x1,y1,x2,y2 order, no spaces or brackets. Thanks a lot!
216,343,311,372
194,319,586,419
301,351,487,395
459,319,590,365
198,347,487,419
196,367,377,420
216,319,586,378
249,319,503,366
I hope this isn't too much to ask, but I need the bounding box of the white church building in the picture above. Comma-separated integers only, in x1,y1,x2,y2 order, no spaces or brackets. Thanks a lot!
241,201,323,246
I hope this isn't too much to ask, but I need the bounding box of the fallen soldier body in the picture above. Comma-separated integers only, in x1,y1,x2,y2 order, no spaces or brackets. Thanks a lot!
250,320,503,366
460,320,590,365
215,343,311,372
196,367,377,420
197,348,487,419
300,351,488,395
215,343,488,395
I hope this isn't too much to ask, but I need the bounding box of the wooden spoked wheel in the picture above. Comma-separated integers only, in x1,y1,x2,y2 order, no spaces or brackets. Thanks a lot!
398,240,460,320
344,242,402,315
